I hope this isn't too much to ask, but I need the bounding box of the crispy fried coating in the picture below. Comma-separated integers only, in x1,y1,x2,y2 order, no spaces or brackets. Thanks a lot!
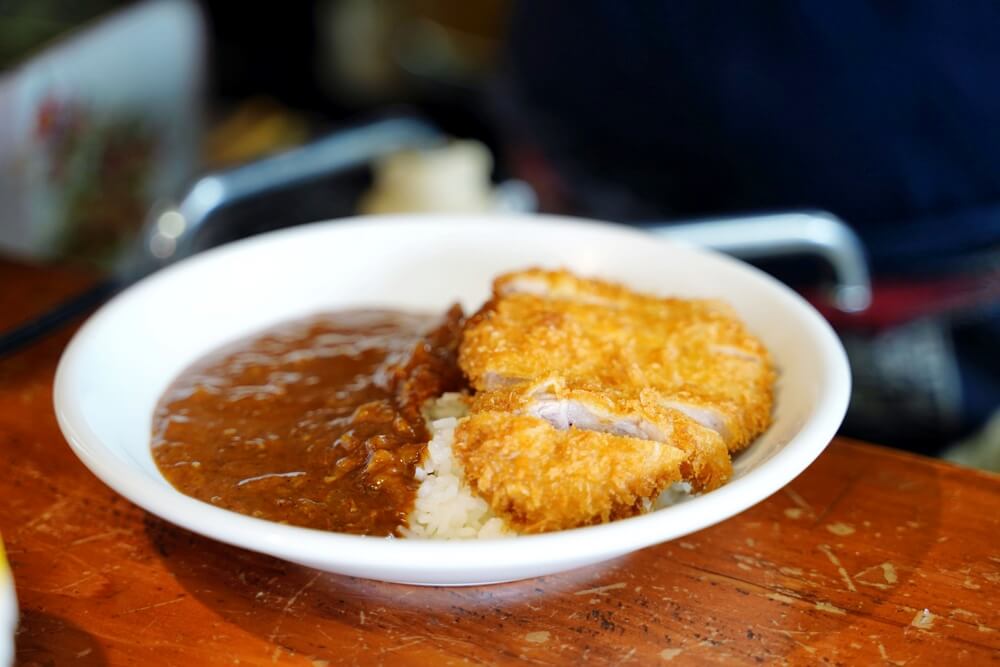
460,269,774,452
453,411,688,533
454,268,775,532
470,377,731,491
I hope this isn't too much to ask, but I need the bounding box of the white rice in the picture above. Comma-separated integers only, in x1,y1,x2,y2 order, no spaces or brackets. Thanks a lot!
402,394,513,539
401,393,692,539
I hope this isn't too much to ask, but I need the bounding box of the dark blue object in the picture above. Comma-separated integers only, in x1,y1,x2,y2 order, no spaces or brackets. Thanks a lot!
507,1,1000,274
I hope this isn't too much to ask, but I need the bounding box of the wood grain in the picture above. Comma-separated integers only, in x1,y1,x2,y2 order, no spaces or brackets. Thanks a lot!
1,258,998,666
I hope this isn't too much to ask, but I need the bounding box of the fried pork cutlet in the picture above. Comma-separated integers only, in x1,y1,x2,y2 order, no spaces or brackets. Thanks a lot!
461,269,775,452
469,377,731,492
454,268,776,532
453,411,688,533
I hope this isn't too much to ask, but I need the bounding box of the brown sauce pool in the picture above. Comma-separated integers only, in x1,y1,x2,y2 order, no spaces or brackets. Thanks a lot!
151,307,464,535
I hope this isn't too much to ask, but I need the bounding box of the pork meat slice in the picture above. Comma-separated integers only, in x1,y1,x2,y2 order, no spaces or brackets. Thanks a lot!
453,411,688,533
460,269,775,452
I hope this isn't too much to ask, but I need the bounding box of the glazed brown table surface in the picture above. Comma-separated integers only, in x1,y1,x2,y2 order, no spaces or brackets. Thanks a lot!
2,259,999,666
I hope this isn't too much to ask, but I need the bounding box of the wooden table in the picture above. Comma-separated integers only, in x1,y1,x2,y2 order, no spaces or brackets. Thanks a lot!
2,259,999,666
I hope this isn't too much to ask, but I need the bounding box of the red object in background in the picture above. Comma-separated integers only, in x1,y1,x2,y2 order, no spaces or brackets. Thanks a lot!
34,96,61,137
807,269,1000,333
508,145,570,214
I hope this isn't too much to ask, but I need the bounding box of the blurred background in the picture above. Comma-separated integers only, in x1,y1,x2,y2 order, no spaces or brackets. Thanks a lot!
1,0,998,467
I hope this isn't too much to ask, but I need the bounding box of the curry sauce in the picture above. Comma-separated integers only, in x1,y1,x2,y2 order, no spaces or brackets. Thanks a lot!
151,307,464,535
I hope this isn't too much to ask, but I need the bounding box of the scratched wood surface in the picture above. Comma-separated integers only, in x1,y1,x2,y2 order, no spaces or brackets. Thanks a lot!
2,258,999,666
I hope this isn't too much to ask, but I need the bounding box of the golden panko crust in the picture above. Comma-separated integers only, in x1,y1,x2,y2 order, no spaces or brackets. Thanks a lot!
453,412,688,533
460,268,774,452
453,268,776,532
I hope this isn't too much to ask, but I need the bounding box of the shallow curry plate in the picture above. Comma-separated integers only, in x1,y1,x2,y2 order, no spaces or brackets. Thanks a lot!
54,214,850,586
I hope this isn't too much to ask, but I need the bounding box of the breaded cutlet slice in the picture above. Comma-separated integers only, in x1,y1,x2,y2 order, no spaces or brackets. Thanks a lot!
470,377,732,492
460,268,775,452
453,411,689,534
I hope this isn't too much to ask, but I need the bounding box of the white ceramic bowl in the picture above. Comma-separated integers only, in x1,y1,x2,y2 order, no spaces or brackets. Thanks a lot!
55,214,850,586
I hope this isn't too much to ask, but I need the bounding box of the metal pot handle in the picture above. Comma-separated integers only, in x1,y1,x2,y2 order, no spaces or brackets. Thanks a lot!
642,211,872,313
139,116,443,271
0,116,443,357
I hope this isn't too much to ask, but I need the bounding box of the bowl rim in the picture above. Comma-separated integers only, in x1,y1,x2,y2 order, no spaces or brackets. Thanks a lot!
53,213,851,574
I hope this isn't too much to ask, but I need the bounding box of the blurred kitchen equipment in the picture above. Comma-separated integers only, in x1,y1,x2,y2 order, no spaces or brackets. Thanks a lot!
360,139,535,214
0,116,443,356
0,0,204,266
319,0,510,104
138,117,441,267
643,212,872,313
